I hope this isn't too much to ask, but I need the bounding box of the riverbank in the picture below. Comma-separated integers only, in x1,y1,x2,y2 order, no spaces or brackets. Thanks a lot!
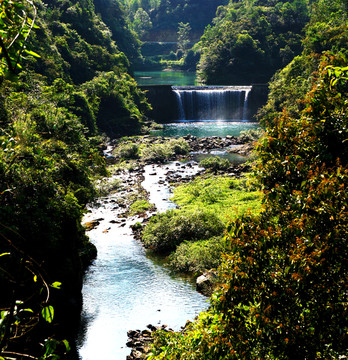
79,133,261,359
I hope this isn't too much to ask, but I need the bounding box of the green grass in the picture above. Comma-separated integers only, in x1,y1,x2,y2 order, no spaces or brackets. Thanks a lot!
171,175,263,224
129,199,155,216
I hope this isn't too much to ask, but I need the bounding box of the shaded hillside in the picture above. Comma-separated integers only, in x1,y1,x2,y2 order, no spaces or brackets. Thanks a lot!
124,0,229,41
148,0,348,358
197,0,310,84
0,0,148,358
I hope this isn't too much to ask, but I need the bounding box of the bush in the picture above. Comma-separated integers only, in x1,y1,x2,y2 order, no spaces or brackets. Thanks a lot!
140,143,171,162
142,209,224,253
199,156,230,172
169,236,225,274
129,199,154,216
238,128,264,143
115,142,139,159
140,138,189,162
168,138,190,155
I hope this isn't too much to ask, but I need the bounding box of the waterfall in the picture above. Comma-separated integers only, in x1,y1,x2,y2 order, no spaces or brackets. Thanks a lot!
173,86,252,121
174,90,185,120
242,88,251,120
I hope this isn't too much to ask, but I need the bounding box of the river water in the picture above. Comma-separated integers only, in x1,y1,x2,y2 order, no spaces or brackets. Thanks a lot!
77,163,209,360
78,71,259,359
134,70,197,86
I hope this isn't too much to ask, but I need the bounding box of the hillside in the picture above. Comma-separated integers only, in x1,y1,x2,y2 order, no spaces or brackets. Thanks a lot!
197,0,310,84
0,0,148,358
147,0,348,358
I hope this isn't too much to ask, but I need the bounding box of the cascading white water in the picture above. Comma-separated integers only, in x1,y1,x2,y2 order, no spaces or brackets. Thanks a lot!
173,86,252,121
173,90,185,120
242,88,251,120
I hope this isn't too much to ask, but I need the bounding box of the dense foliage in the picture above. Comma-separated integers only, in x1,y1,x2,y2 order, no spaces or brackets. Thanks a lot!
142,209,224,253
124,0,228,41
148,0,348,358
259,0,347,122
0,0,149,357
197,0,310,84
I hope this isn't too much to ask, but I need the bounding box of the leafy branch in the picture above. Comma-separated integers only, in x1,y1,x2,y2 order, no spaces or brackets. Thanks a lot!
0,225,68,359
0,0,40,75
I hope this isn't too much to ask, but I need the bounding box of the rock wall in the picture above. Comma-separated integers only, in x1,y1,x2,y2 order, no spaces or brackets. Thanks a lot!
139,85,179,122
247,84,269,120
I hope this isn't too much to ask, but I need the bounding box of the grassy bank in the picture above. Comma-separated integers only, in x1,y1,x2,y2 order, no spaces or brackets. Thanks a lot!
142,174,263,275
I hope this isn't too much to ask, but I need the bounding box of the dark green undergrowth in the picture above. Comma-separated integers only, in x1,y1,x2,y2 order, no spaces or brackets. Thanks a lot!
169,236,225,274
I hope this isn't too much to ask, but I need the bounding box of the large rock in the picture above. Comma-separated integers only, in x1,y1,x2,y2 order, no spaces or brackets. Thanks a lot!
196,270,217,296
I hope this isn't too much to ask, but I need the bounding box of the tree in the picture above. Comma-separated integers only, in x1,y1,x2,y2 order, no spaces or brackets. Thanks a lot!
133,8,152,37
177,21,191,55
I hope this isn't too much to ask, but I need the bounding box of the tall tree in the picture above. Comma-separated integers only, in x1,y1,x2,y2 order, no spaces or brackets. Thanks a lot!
177,21,191,55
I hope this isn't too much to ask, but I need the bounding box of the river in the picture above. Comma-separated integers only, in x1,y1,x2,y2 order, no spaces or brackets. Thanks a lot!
77,71,259,359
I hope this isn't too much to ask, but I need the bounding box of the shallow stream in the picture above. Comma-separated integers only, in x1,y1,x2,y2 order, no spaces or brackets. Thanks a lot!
77,163,208,360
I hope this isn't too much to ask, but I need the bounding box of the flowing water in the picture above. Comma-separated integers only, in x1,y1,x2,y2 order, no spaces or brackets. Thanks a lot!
173,86,251,121
78,71,259,359
77,164,209,360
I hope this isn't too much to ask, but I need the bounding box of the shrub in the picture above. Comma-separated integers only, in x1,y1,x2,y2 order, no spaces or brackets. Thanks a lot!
199,156,230,172
238,128,264,143
140,138,189,162
142,209,224,253
169,236,225,274
168,138,190,155
140,143,171,162
129,199,154,216
115,142,139,159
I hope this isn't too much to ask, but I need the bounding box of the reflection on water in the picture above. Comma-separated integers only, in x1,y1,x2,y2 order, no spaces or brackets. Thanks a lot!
134,70,197,86
151,121,259,138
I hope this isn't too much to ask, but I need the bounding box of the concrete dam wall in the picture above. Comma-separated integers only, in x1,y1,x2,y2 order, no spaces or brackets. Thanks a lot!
139,84,268,123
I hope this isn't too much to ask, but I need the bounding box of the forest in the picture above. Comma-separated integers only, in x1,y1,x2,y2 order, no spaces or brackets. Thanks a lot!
0,0,347,359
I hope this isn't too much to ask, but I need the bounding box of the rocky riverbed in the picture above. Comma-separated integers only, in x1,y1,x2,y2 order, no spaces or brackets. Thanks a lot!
82,135,257,359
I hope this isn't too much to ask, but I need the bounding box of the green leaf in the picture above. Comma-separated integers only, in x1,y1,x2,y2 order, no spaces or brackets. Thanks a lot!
24,49,41,58
41,305,54,323
50,281,62,289
20,308,34,313
62,339,71,352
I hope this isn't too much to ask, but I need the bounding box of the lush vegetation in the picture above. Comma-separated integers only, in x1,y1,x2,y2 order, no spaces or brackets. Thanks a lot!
147,0,348,358
124,0,228,41
123,0,228,70
167,175,262,273
0,0,149,358
142,208,225,253
141,175,262,273
113,137,190,162
171,175,262,222
1,0,347,358
197,0,310,84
